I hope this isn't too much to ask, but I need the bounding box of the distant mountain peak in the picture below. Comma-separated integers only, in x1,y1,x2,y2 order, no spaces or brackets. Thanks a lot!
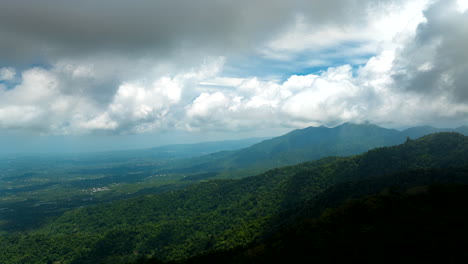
301,122,379,132
334,122,379,128
402,125,467,139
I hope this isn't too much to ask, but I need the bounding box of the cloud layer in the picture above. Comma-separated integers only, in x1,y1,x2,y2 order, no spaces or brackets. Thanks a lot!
0,0,404,64
0,0,467,136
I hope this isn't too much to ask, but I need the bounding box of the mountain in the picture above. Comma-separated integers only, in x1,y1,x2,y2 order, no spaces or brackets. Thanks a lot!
401,125,468,139
167,123,468,179
231,122,403,166
2,132,468,264
401,125,449,139
167,123,407,177
455,125,468,135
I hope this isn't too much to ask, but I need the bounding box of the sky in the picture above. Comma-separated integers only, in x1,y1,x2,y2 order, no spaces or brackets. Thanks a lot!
0,0,467,153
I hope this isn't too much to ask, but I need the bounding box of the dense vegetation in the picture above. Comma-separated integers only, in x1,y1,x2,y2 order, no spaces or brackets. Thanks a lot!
1,132,467,263
0,138,264,234
2,123,452,235
178,184,468,264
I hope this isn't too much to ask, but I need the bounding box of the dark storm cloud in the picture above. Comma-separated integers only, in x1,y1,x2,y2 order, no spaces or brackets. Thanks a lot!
0,0,401,65
392,0,468,102
0,0,289,63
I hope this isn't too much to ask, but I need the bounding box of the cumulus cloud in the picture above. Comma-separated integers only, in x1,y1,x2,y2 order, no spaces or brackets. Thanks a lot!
0,67,64,131
183,65,363,130
183,35,468,131
0,57,224,134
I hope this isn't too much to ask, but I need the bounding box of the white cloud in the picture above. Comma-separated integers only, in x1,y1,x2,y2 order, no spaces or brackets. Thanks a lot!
282,65,362,122
0,54,227,134
183,65,363,130
0,68,66,131
265,16,354,54
0,67,15,81
183,27,468,130
78,113,118,131
456,0,468,12
199,77,245,88
187,92,228,119
261,0,429,64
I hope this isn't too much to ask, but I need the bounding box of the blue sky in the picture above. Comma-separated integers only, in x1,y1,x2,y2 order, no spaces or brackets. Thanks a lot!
0,0,467,153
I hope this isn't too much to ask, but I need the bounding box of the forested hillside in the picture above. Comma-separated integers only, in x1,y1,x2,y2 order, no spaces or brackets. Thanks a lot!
1,132,467,264
2,123,460,237
178,184,468,264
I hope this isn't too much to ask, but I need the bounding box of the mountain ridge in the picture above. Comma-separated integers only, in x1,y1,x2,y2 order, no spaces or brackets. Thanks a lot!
167,123,467,178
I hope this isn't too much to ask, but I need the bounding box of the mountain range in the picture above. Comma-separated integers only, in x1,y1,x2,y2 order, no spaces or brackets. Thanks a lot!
164,123,468,178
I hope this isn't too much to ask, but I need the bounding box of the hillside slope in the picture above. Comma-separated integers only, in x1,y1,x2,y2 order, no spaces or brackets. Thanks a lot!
1,133,468,264
179,184,468,264
168,123,406,177
166,123,468,179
